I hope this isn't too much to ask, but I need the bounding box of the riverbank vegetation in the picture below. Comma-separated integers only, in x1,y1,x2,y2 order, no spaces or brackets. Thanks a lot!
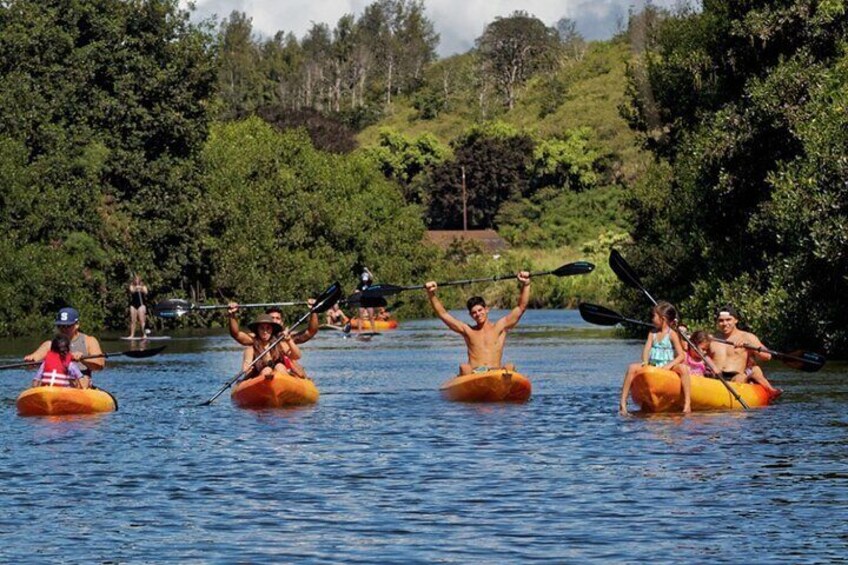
0,0,844,355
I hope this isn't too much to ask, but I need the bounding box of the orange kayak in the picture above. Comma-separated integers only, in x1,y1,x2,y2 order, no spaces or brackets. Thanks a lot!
349,318,398,330
631,367,773,412
440,369,531,402
231,371,319,409
16,386,118,416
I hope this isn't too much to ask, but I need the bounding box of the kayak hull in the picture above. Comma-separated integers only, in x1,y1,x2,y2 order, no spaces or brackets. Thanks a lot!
349,318,398,330
16,386,118,416
440,369,531,403
231,371,319,409
631,367,772,412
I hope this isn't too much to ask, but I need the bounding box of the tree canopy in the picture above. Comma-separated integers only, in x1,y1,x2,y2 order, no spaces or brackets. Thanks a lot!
622,0,848,353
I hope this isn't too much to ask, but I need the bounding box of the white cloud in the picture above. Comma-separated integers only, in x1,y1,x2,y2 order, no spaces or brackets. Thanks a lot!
180,0,678,56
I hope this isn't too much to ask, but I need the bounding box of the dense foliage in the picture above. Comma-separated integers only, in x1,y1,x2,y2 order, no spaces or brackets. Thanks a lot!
0,0,216,334
621,0,848,354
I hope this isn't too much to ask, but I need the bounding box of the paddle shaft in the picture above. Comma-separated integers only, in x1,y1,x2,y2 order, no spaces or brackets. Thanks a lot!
400,267,566,292
194,301,307,312
0,348,165,371
609,251,751,409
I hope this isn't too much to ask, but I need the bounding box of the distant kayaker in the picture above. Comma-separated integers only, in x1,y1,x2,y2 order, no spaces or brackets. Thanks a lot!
24,307,104,389
31,334,84,388
425,271,531,375
325,302,350,328
357,267,376,332
709,305,781,397
239,314,304,379
619,301,687,414
127,274,148,339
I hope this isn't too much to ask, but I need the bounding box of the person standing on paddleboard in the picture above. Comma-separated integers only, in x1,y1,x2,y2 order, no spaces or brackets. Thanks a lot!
128,274,148,339
709,305,781,397
425,271,531,376
24,307,104,389
357,267,377,333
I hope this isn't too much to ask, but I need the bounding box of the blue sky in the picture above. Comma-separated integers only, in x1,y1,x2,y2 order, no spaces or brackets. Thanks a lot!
180,0,681,57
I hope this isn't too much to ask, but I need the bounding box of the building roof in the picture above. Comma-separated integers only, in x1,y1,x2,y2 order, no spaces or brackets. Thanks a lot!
425,230,509,253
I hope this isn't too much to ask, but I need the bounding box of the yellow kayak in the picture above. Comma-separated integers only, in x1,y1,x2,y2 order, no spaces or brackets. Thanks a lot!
231,371,320,409
440,369,532,402
16,386,118,416
349,318,398,330
631,367,773,412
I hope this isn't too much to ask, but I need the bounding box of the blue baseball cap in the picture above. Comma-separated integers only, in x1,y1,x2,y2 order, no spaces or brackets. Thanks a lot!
55,307,80,326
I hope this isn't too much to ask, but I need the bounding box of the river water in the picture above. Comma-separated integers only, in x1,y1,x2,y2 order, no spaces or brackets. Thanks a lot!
0,310,845,563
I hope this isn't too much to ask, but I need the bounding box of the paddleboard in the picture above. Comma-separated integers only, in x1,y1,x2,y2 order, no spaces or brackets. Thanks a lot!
120,336,171,341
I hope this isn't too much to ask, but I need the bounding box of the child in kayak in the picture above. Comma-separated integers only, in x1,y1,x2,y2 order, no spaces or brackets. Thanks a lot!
619,301,687,414
674,330,718,378
32,334,84,388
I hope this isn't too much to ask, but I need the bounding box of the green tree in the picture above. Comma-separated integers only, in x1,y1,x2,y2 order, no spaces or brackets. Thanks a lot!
0,0,215,334
476,11,560,109
365,128,448,203
424,122,534,229
622,1,848,353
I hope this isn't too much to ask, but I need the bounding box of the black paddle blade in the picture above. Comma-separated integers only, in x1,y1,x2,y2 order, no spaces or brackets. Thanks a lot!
782,350,826,373
153,299,193,319
359,295,388,308
578,303,623,326
361,284,406,298
122,345,167,359
609,249,645,292
312,282,343,314
342,293,361,307
553,261,596,277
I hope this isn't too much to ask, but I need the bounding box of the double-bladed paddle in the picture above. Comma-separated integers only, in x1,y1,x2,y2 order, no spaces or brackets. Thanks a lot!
579,302,826,373
0,346,167,371
200,282,342,406
153,298,309,319
609,249,751,409
360,261,596,299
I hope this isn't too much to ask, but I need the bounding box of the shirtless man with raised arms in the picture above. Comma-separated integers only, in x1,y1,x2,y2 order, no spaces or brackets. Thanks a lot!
425,271,531,375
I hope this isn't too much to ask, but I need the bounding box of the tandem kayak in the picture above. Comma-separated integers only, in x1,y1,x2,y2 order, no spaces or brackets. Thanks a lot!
630,367,774,412
440,369,532,402
16,386,118,417
231,371,319,409
349,318,398,330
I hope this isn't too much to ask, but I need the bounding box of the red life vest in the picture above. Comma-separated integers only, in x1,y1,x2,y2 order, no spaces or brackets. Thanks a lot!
40,351,76,387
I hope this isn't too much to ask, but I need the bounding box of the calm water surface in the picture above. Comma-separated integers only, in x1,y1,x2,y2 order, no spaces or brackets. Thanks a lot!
1,310,845,563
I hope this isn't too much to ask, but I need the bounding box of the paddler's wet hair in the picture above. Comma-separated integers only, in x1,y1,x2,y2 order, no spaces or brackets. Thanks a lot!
652,301,678,325
466,296,486,312
265,306,283,316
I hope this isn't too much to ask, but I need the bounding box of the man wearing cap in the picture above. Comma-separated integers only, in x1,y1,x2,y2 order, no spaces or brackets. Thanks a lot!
24,307,105,389
708,305,781,396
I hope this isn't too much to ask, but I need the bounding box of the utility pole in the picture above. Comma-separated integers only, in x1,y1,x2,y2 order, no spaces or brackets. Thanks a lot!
461,166,467,232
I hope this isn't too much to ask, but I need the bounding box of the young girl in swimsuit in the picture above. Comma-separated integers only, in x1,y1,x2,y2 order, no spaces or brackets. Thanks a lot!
619,301,686,414
674,330,717,376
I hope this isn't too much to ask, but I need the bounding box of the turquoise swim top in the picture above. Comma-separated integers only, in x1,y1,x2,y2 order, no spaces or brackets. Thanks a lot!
648,331,675,367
